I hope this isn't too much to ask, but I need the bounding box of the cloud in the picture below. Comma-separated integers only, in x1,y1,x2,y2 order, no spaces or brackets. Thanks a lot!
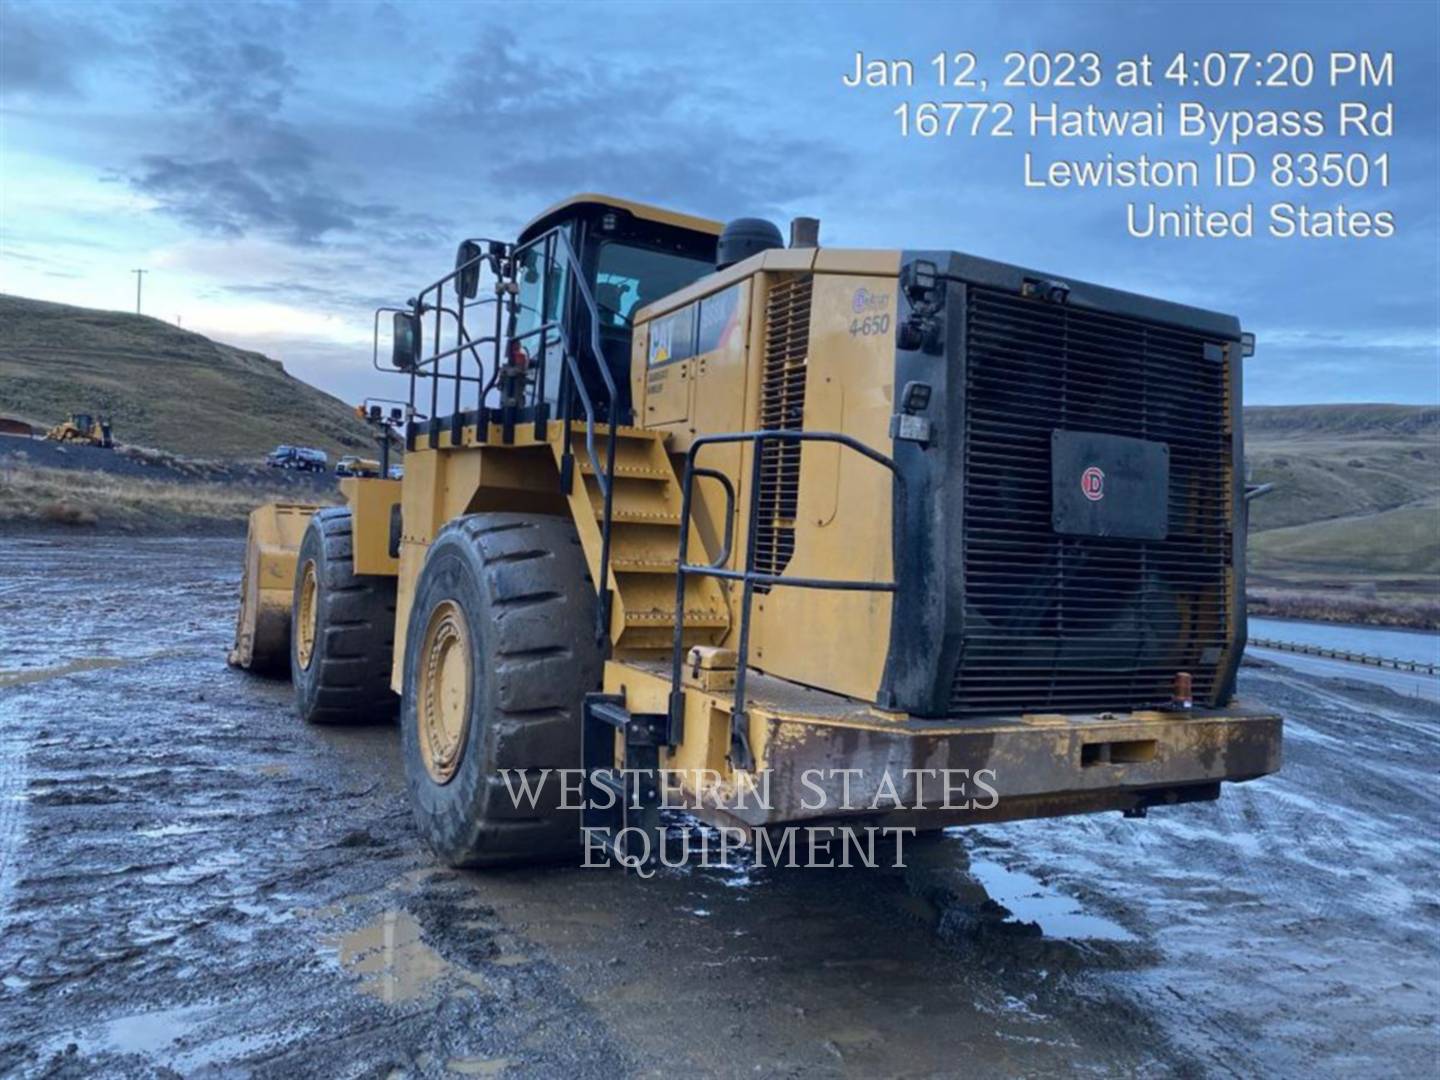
124,16,848,255
222,280,395,314
131,152,388,245
115,10,443,249
139,3,298,113
433,27,852,220
0,4,114,99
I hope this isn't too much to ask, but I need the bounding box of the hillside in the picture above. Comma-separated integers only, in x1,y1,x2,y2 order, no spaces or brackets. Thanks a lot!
0,293,373,460
1244,403,1438,617
1245,404,1437,533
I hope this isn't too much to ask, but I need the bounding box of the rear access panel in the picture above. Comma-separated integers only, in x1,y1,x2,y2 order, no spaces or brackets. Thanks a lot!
1051,430,1170,541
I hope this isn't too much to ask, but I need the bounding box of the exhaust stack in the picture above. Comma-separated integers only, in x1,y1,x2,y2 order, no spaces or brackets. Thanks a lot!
789,216,820,248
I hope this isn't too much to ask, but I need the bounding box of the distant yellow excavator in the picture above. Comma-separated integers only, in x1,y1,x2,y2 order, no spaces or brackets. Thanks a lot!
46,412,113,448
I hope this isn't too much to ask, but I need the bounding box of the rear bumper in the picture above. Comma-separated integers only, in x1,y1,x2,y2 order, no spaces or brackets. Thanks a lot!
605,660,1281,830
731,706,1280,829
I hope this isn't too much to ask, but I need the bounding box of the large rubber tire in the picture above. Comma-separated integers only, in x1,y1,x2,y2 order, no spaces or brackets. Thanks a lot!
401,513,603,867
291,507,398,724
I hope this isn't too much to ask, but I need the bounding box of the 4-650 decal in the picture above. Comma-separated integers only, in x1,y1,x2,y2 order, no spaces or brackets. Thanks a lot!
849,287,893,336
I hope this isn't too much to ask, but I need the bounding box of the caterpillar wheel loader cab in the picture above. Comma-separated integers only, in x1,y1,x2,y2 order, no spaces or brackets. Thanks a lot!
230,192,1281,868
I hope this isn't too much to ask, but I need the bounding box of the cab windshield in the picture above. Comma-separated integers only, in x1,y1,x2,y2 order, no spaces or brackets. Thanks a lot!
594,241,712,328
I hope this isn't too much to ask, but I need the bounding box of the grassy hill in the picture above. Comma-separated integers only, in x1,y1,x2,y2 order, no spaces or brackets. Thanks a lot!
1245,405,1438,535
1244,403,1438,623
0,293,373,460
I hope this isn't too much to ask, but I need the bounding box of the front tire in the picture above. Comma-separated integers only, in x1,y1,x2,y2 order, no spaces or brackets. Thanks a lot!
401,513,602,867
292,507,398,723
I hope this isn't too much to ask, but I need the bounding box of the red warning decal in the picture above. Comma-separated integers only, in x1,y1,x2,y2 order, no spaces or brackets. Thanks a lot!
1081,465,1105,502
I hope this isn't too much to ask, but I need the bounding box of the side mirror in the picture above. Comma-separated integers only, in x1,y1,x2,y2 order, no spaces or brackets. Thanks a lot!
455,240,483,300
392,311,422,370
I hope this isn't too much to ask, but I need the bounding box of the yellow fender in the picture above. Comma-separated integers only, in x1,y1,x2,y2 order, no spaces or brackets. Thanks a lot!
229,503,321,674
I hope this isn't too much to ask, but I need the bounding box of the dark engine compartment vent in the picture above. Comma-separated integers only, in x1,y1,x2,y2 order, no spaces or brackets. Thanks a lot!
950,287,1234,717
753,274,812,592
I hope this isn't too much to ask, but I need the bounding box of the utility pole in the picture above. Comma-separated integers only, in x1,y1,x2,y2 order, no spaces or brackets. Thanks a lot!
132,269,148,314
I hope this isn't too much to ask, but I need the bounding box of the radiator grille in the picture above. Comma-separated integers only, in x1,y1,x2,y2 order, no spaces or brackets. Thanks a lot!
753,275,812,591
950,287,1234,717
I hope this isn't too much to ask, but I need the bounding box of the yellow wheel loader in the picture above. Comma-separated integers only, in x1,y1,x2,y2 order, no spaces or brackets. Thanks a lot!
46,412,113,448
230,194,1280,868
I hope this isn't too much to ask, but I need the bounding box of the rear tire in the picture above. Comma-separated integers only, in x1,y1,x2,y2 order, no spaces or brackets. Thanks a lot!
292,507,398,723
401,513,603,867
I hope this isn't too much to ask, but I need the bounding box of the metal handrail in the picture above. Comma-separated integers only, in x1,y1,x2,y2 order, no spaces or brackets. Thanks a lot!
509,228,618,480
389,235,510,439
668,430,905,767
508,225,622,643
380,223,625,643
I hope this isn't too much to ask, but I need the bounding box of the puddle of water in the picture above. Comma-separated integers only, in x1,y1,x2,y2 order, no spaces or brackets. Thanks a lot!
0,647,187,689
140,850,245,887
0,657,131,688
967,856,1134,942
134,822,206,839
447,1056,513,1076
48,1001,308,1072
233,899,296,926
67,1003,212,1058
329,909,488,1003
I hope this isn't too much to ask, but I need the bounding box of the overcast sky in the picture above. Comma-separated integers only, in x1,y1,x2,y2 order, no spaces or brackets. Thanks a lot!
1,0,1436,407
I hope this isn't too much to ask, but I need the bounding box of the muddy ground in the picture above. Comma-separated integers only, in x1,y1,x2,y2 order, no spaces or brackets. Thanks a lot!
0,533,1436,1078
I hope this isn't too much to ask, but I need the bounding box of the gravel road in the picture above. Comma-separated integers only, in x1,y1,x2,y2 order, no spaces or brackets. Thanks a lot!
0,436,337,492
0,533,1436,1078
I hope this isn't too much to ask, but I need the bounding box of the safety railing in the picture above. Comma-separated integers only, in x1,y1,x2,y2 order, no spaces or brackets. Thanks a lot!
372,226,623,645
371,240,508,442
507,226,621,643
667,431,904,768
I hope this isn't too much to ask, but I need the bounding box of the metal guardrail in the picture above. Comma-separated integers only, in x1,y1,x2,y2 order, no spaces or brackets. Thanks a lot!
668,430,904,769
1249,638,1439,677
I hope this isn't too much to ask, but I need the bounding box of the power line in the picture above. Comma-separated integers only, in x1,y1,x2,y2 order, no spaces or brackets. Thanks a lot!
131,268,148,314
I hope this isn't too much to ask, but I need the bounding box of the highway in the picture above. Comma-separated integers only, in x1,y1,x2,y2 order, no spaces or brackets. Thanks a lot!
1247,645,1439,703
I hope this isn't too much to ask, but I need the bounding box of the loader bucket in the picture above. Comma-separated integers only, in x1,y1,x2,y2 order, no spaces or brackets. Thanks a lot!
229,503,321,674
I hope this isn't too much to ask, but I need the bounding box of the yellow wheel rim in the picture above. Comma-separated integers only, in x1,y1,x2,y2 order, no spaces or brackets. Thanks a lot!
296,559,319,670
418,600,472,785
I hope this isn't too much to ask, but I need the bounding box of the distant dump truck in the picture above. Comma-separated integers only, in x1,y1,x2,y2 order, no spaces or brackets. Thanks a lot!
46,412,112,448
230,193,1281,869
334,455,381,478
